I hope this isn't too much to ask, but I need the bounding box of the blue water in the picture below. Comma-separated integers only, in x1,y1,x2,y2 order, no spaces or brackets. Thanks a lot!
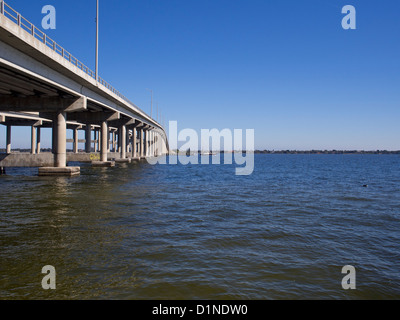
1,154,399,299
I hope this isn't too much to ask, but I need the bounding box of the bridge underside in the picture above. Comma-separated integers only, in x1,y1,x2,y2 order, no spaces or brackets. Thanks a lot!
0,107,166,173
0,65,167,174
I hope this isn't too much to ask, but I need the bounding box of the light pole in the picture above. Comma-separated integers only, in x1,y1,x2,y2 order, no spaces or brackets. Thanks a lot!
146,88,153,119
156,102,159,123
95,0,99,82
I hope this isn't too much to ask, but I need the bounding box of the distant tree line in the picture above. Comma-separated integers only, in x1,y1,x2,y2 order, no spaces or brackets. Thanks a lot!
253,150,400,154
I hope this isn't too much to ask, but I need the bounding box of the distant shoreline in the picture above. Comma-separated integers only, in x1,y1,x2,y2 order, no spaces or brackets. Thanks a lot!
171,150,400,155
252,150,400,155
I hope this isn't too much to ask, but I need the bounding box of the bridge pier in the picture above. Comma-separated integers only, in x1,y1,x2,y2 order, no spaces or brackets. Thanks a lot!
107,128,110,153
121,125,126,159
6,124,11,154
132,127,137,159
101,121,108,162
114,124,130,163
85,124,92,153
93,129,98,153
30,126,36,154
155,132,158,156
36,127,41,154
153,131,156,157
51,120,57,154
140,128,144,159
149,130,152,157
145,130,148,157
111,129,116,152
126,127,130,154
147,130,150,157
73,127,78,154
152,131,155,157
90,120,115,167
39,111,80,176
55,111,66,167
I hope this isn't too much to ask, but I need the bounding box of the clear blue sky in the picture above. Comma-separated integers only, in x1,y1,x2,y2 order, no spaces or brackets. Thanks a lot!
2,0,400,150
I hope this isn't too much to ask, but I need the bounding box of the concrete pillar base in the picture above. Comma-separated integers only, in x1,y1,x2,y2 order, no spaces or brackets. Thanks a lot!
115,158,131,164
38,167,80,177
91,161,115,167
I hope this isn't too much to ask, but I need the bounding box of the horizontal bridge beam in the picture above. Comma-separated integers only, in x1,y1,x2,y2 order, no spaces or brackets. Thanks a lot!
0,119,42,127
66,111,120,124
0,96,87,112
108,117,137,127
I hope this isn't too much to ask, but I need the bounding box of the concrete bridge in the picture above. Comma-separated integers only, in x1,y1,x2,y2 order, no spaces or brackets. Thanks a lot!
0,1,169,176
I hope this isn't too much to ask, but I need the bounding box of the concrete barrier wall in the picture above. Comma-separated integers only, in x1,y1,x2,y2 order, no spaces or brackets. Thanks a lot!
0,153,54,167
0,152,129,167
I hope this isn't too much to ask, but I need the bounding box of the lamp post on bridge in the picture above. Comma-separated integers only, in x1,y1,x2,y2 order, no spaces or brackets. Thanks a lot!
146,88,153,119
95,0,99,82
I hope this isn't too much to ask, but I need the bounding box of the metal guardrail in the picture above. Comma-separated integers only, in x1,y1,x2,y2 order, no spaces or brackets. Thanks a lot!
0,0,154,121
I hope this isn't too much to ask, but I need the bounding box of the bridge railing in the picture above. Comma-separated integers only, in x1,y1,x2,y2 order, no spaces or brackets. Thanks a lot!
0,0,153,122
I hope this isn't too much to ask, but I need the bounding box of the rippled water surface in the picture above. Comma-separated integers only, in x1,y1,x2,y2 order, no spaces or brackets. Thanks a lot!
1,154,400,299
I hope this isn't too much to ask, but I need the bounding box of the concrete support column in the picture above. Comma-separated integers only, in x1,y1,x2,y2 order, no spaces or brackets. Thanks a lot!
154,132,157,156
151,131,156,157
140,129,144,158
107,130,110,153
96,129,100,152
31,126,36,154
121,125,126,159
6,125,11,154
147,130,150,157
36,127,41,154
153,131,156,156
149,131,152,157
143,130,147,157
126,129,130,154
132,128,137,158
101,121,108,162
158,133,161,156
155,132,158,156
136,129,139,157
137,129,141,157
146,131,151,157
117,127,121,154
112,131,116,152
85,124,92,153
55,111,67,168
142,130,146,157
146,131,150,157
73,127,78,154
127,130,130,155
52,120,57,153
94,130,98,152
